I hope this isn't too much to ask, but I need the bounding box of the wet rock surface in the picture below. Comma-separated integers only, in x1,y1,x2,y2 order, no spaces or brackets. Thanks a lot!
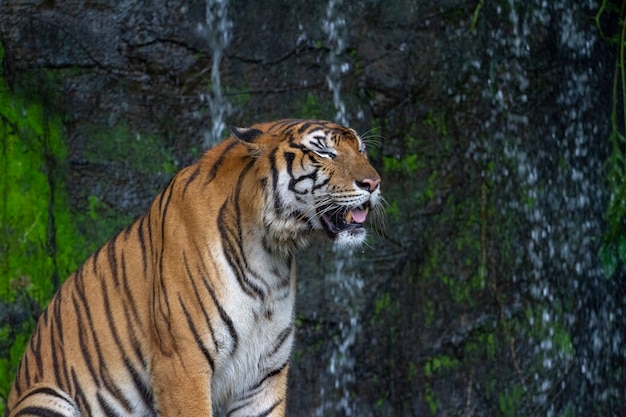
1,1,621,416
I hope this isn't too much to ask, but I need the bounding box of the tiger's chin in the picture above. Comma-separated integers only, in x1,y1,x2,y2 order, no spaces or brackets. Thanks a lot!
333,227,368,249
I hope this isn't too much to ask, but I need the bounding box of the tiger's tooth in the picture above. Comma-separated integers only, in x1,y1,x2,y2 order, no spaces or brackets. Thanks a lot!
345,210,353,224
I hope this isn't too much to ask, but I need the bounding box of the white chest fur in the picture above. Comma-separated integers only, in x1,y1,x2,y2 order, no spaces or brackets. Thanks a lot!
209,251,296,409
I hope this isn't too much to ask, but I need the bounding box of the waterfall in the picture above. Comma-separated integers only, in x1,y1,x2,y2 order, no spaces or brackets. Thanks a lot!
200,0,232,149
323,0,349,126
465,0,620,414
317,247,363,417
316,1,361,415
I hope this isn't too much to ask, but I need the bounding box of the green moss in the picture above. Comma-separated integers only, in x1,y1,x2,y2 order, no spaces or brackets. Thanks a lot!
498,385,524,417
0,89,83,302
597,0,626,278
0,56,91,410
424,383,439,415
424,354,459,378
294,92,334,121
82,123,177,178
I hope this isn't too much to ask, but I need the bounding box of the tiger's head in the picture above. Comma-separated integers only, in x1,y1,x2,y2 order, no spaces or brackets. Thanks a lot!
231,119,383,251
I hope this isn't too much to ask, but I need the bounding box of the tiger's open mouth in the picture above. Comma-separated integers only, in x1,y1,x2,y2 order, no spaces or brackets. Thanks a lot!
319,203,370,239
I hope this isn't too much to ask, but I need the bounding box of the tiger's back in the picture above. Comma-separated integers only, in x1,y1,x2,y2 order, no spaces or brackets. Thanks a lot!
5,119,382,417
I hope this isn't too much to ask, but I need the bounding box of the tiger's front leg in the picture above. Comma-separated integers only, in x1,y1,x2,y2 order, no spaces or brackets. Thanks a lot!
150,346,214,417
224,365,289,417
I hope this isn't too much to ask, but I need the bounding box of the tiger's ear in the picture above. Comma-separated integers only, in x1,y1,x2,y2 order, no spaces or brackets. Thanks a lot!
231,126,263,157
231,126,263,143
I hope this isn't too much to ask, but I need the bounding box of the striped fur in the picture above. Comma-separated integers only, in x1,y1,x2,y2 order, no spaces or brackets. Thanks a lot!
5,119,382,417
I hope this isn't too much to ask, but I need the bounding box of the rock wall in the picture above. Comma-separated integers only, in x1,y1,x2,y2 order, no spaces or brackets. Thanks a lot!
1,1,619,416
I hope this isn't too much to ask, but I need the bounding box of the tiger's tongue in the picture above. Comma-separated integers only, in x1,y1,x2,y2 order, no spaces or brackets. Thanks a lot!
350,209,367,224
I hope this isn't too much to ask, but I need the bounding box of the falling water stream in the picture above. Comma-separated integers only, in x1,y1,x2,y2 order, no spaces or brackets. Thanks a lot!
463,1,622,414
201,0,232,149
316,248,363,417
323,0,349,127
317,1,361,415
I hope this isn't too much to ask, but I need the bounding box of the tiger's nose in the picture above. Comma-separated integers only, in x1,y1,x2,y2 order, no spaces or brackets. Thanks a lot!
356,178,381,192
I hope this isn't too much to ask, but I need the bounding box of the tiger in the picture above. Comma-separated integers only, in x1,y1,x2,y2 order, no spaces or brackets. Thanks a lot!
4,119,382,417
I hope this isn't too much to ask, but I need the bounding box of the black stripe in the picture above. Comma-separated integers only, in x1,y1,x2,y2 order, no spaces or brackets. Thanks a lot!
74,271,112,392
73,264,85,286
231,362,288,416
312,177,329,192
226,397,283,417
157,177,175,214
97,277,136,414
269,119,291,133
182,165,201,196
227,386,281,417
154,181,175,347
101,345,136,411
136,219,148,277
217,203,266,299
10,387,73,415
123,357,154,410
177,295,215,371
231,160,272,290
226,401,249,416
266,325,294,359
127,316,148,370
155,175,176,333
254,400,283,417
193,250,238,353
150,282,163,350
268,148,283,213
98,366,134,414
54,267,81,391
253,362,288,393
51,299,70,388
145,210,154,249
70,295,100,387
233,364,287,410
49,319,63,387
285,151,318,196
287,141,311,154
77,276,115,391
216,205,244,285
284,151,295,165
297,121,314,134
154,273,172,347
183,253,220,352
99,277,123,350
52,293,64,346
14,406,67,417
71,368,92,417
41,304,49,324
32,325,43,377
97,392,125,417
107,237,120,287
280,119,306,133
205,139,238,186
91,246,103,277
158,180,174,257
120,252,146,335
123,222,133,240
16,355,28,395
102,380,134,415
